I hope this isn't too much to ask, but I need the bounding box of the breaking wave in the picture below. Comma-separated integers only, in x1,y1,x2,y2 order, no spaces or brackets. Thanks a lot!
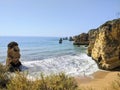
21,53,99,77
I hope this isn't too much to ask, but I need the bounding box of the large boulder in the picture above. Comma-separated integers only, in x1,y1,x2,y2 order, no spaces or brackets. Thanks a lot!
88,18,120,70
73,33,89,45
6,42,22,72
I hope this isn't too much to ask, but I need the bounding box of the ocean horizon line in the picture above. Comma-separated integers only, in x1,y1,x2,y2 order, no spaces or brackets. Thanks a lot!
0,35,67,38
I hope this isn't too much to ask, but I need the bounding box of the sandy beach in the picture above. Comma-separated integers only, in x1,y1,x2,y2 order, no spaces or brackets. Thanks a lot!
76,70,120,90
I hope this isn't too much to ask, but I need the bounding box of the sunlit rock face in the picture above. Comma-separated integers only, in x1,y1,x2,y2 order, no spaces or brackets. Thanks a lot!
6,41,22,72
87,29,99,56
89,18,120,70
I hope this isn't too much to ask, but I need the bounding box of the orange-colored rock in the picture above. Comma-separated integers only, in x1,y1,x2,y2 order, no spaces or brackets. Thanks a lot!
88,18,120,70
87,29,99,56
73,33,89,45
6,42,21,72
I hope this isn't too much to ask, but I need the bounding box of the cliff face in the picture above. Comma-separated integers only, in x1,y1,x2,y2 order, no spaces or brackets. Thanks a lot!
87,29,99,56
73,33,89,45
88,18,120,70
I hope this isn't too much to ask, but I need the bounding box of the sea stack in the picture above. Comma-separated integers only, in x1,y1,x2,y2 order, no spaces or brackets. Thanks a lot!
59,38,62,44
6,42,22,72
69,36,74,41
87,18,120,70
63,37,68,40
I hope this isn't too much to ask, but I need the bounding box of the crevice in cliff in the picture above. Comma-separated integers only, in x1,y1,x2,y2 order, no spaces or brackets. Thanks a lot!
98,55,102,63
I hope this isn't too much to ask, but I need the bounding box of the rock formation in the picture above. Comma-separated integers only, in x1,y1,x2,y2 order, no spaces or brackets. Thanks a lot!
63,37,68,40
73,33,89,45
87,18,120,70
59,38,62,44
6,42,22,72
69,36,74,41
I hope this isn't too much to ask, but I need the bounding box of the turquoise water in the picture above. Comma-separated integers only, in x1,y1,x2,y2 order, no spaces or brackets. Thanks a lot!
0,36,98,76
0,36,85,62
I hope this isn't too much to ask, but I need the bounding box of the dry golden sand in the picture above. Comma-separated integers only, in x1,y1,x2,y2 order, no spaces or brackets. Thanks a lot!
75,70,120,90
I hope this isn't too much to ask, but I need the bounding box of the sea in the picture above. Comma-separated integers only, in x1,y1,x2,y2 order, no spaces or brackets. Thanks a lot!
0,36,99,77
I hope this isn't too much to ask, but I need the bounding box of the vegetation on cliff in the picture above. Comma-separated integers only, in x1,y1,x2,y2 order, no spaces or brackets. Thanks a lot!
0,63,78,90
1,63,120,90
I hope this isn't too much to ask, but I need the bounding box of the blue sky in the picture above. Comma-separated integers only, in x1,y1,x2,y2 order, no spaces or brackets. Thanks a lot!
0,0,120,37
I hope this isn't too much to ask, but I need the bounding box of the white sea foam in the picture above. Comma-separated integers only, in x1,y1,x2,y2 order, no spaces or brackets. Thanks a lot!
21,53,99,77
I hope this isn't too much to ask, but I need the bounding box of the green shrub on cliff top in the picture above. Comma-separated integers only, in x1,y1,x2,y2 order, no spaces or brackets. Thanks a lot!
7,72,37,90
0,63,78,90
0,63,9,88
38,73,78,90
7,72,78,90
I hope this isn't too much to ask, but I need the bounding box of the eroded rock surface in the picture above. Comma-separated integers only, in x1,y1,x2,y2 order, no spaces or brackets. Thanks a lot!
6,42,22,72
73,33,89,45
87,29,99,56
88,18,120,70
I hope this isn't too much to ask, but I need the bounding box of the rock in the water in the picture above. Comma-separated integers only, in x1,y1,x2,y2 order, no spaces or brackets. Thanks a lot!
63,37,68,40
88,18,120,70
59,38,62,44
73,33,89,45
6,41,22,72
69,36,74,41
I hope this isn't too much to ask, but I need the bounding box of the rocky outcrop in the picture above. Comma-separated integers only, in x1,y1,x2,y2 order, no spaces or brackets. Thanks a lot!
59,38,62,44
63,37,68,40
6,42,22,72
88,18,120,70
73,33,89,45
69,36,74,41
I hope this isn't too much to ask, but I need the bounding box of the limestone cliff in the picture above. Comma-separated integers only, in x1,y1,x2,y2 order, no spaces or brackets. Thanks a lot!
88,18,120,70
87,29,99,56
73,33,89,45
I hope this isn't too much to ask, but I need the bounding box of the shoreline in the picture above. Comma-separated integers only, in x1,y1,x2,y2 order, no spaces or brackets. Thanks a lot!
75,70,120,90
